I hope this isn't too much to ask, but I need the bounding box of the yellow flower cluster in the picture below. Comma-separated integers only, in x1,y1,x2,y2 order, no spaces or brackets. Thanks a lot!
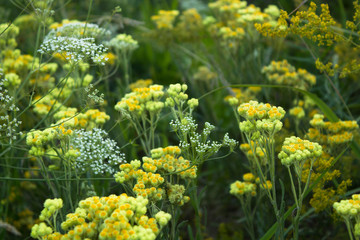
1,48,58,89
205,1,279,50
208,0,278,27
102,52,116,65
151,10,179,29
230,172,274,199
115,146,196,205
54,108,110,130
257,1,360,78
31,194,171,240
243,172,255,182
262,60,316,89
174,8,203,41
307,114,359,146
230,180,256,197
255,2,342,46
333,194,360,237
224,87,261,106
129,79,153,91
278,136,322,166
115,160,165,201
218,26,245,49
39,198,63,221
240,143,266,166
149,8,203,42
238,100,285,135
115,85,165,116
107,34,139,52
334,194,360,218
49,19,73,30
0,23,19,49
150,146,197,180
165,83,191,107
301,113,357,212
193,66,218,83
289,106,305,119
238,100,285,121
33,95,66,116
166,184,190,206
258,179,273,190
26,123,74,156
2,49,33,74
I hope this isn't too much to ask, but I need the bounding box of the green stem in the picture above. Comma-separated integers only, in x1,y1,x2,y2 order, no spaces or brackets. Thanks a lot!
345,218,355,240
170,205,177,240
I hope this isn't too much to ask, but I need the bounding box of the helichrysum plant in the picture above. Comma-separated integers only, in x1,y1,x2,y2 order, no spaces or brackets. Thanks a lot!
114,84,165,155
106,33,139,87
235,100,286,238
278,136,322,240
334,194,360,240
167,83,238,165
302,114,358,212
229,173,257,240
115,146,196,240
31,194,171,240
262,60,316,90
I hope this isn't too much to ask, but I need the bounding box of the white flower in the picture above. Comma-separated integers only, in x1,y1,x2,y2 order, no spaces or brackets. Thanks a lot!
38,37,108,65
70,128,125,175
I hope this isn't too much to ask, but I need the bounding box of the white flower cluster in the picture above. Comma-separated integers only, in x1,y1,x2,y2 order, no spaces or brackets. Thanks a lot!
223,133,238,150
170,116,236,163
106,34,139,52
171,117,222,153
0,72,22,140
46,22,111,40
85,84,105,104
38,37,108,65
170,116,197,134
70,128,125,175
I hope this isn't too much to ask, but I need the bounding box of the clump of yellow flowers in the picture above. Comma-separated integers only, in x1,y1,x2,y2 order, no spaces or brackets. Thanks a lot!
278,137,322,239
255,2,341,46
151,10,179,30
230,172,272,240
255,1,360,78
206,0,280,50
114,84,165,155
129,79,153,91
230,180,256,198
31,194,171,240
300,114,359,212
238,100,285,137
115,146,196,206
234,100,287,238
26,106,110,157
333,194,360,239
224,87,262,107
278,136,322,167
115,85,164,116
307,114,359,147
262,60,316,90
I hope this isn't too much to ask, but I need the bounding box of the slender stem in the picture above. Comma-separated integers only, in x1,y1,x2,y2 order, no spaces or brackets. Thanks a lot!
288,167,299,208
345,218,355,240
170,205,177,240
